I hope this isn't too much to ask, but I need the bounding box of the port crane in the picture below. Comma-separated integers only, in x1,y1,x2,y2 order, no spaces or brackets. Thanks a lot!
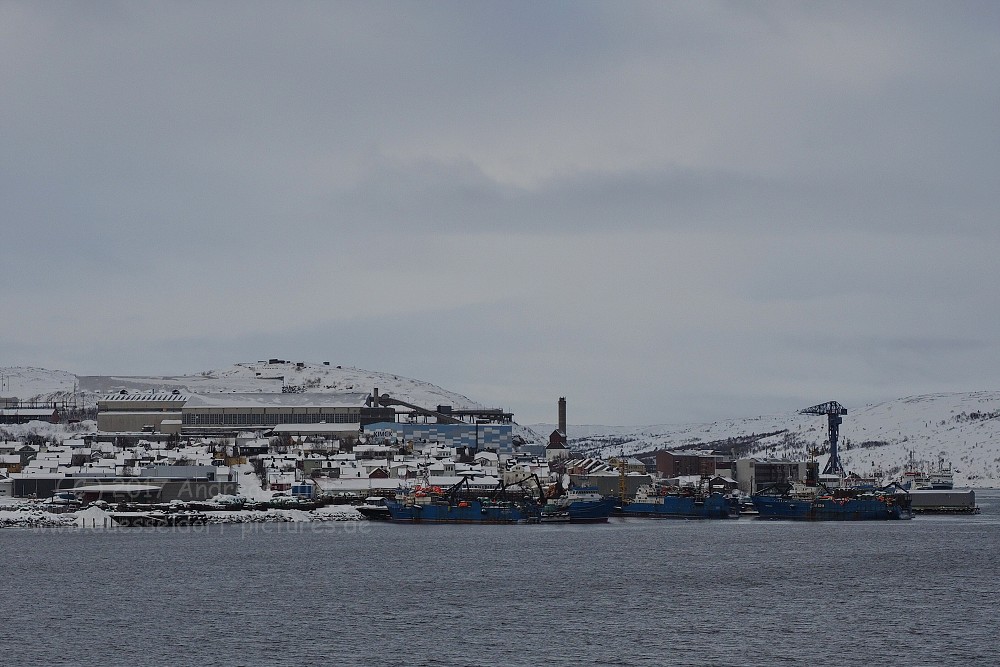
800,401,847,477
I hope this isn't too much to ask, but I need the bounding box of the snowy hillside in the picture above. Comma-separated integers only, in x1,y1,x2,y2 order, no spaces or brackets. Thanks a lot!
1,362,543,442
0,367,79,402
533,392,1000,488
3,361,483,411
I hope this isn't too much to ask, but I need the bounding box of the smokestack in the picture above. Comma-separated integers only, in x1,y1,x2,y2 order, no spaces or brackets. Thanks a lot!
373,387,379,407
558,397,567,437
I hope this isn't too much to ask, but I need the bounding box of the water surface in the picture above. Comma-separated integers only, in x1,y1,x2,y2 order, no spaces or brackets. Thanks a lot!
2,491,998,666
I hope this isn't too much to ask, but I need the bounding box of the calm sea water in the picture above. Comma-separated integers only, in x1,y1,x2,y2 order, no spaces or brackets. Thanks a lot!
2,491,999,666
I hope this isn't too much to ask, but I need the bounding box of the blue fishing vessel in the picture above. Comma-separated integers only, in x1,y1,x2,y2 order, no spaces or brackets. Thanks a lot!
621,484,740,519
541,487,616,523
752,482,913,521
384,497,539,523
384,476,544,524
752,400,912,520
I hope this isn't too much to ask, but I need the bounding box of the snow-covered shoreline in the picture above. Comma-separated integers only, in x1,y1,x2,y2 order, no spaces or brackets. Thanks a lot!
0,503,362,530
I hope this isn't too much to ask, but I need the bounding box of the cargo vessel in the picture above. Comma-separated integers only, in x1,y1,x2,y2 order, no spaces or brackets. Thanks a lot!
541,487,616,523
621,484,740,519
752,482,913,521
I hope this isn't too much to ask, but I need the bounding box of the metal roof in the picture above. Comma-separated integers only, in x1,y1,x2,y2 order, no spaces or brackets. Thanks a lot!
99,393,190,402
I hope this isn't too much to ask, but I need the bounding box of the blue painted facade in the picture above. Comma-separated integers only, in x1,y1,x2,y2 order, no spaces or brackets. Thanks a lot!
363,422,513,453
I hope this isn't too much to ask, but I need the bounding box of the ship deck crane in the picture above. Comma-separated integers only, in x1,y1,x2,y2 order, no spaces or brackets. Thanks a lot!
800,401,847,477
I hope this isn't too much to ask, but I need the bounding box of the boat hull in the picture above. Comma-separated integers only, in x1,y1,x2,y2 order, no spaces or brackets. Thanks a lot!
357,506,392,521
384,499,539,524
752,494,913,520
622,494,738,519
543,498,616,523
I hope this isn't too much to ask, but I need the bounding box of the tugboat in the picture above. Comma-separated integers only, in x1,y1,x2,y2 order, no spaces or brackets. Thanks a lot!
384,476,544,524
541,486,616,523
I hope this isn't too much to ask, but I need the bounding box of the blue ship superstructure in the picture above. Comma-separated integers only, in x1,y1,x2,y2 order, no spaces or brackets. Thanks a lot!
752,482,913,521
541,486,616,523
622,484,740,519
384,475,544,524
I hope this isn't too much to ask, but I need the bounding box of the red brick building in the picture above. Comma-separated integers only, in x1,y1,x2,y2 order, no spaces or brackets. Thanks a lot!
655,451,718,478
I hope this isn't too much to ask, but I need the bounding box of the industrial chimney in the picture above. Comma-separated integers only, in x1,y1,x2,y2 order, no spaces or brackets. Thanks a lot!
558,397,567,438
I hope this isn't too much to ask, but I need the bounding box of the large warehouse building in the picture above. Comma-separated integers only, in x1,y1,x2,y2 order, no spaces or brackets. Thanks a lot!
362,421,514,453
97,391,394,437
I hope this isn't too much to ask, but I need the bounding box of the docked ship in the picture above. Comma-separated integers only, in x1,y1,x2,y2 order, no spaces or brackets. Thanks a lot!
356,496,392,521
928,458,955,490
383,477,544,524
901,453,954,490
385,497,539,523
752,482,913,521
621,484,740,519
541,486,616,523
750,400,912,520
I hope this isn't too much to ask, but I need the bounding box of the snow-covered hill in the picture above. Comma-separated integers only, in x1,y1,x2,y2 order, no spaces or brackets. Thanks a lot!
532,392,1000,488
3,361,483,411
1,362,543,442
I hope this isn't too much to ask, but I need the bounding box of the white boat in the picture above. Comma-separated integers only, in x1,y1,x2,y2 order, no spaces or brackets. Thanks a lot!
901,469,931,490
928,457,954,490
901,454,954,490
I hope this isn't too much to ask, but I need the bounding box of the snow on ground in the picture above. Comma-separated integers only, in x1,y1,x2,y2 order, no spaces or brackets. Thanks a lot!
0,367,79,401
73,505,113,527
204,507,361,523
232,462,271,501
64,361,487,412
0,509,76,528
0,504,362,529
549,392,1000,487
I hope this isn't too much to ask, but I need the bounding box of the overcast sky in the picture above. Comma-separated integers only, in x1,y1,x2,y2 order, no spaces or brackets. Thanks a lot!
3,1,999,425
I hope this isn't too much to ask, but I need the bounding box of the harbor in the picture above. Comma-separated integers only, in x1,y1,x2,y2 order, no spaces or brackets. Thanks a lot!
0,392,985,528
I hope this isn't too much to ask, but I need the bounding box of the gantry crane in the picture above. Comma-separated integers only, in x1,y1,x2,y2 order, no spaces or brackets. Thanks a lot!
800,401,847,477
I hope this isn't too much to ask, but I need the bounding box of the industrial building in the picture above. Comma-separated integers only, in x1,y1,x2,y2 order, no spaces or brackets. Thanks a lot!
362,421,514,453
733,458,818,494
11,476,238,503
95,389,521,454
96,392,187,433
655,451,722,478
0,398,60,425
97,391,394,437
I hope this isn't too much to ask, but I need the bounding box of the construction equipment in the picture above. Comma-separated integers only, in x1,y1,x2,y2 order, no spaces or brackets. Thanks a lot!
800,401,847,476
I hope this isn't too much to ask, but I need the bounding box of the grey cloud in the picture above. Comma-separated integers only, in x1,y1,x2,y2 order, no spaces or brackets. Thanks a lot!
2,1,999,425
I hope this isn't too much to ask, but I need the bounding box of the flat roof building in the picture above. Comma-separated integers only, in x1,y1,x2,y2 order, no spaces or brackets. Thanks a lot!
97,391,394,437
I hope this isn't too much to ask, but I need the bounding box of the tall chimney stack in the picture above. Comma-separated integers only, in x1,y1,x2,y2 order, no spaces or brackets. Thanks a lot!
558,397,567,438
